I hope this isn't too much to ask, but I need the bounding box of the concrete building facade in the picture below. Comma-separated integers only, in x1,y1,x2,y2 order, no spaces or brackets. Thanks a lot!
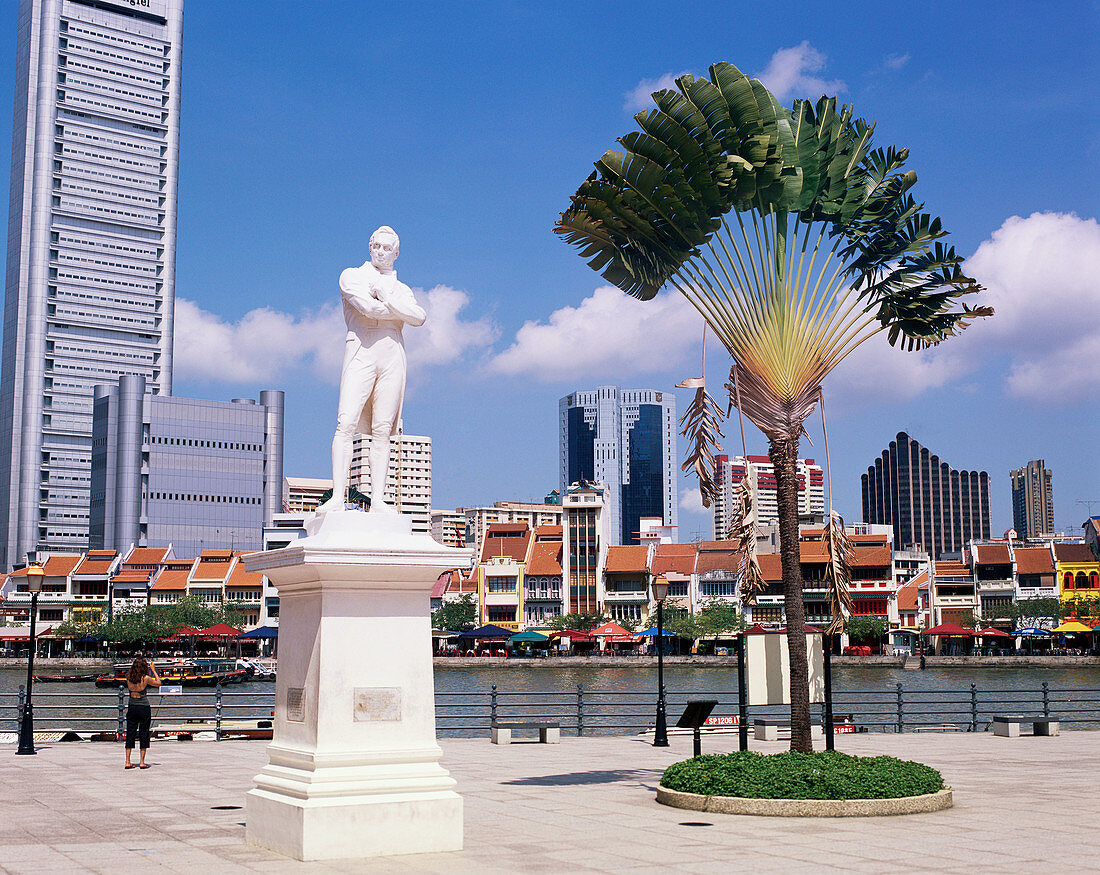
560,386,677,545
0,0,185,569
712,453,825,539
89,376,284,558
861,431,991,559
349,433,431,535
1010,459,1054,539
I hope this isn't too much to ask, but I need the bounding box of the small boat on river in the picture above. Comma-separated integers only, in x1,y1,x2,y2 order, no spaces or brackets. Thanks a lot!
94,660,249,688
32,673,101,683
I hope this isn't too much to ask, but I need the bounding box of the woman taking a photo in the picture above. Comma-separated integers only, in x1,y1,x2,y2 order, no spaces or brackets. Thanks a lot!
124,656,160,769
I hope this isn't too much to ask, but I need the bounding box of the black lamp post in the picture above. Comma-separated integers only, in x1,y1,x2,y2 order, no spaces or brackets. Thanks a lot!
16,563,44,756
652,575,669,747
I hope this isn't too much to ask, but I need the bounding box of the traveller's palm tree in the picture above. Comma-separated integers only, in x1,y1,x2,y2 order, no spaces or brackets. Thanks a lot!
556,63,990,752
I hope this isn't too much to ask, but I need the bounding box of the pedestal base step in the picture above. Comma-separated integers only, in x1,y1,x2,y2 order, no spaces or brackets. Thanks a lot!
247,788,463,861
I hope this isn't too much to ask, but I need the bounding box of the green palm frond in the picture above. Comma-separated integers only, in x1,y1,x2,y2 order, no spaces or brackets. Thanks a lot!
678,386,725,507
557,63,989,444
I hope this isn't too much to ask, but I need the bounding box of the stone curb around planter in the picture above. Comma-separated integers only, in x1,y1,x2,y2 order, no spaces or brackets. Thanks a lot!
656,785,953,817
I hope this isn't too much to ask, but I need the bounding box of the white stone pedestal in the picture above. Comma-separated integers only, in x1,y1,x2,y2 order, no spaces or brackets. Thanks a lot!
241,510,471,861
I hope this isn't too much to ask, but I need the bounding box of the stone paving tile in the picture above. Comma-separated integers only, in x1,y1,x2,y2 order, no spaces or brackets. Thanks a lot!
2,732,1099,871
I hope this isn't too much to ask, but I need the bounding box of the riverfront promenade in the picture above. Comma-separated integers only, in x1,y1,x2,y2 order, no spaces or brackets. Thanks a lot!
1,730,1097,873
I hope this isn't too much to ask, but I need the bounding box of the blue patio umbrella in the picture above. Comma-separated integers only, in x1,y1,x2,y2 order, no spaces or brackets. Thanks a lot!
237,626,278,639
456,624,513,640
1013,627,1051,637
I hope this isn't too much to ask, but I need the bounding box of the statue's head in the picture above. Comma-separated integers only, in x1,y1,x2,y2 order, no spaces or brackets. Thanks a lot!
369,226,399,271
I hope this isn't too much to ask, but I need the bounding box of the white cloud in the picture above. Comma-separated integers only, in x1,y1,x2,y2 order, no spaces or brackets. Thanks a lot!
884,53,911,71
173,284,494,385
488,286,700,382
829,211,1100,409
404,285,498,366
679,486,706,514
965,211,1100,403
827,331,971,411
756,42,846,101
623,70,695,113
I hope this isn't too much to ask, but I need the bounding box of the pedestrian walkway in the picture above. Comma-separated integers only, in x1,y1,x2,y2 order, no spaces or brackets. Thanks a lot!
0,729,1095,873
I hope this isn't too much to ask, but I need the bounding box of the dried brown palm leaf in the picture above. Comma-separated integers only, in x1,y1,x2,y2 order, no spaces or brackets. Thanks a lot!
678,385,724,507
726,477,765,606
823,511,855,634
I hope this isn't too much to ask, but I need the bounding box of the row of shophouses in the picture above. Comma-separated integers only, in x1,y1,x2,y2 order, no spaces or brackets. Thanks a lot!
0,546,270,636
438,514,1100,641
3,503,1097,646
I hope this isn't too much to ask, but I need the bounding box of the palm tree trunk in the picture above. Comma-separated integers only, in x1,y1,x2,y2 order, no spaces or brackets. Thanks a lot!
769,432,813,753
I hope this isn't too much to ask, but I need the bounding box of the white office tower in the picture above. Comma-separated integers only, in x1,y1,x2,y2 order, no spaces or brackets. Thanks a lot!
712,454,825,539
0,0,184,569
349,433,432,535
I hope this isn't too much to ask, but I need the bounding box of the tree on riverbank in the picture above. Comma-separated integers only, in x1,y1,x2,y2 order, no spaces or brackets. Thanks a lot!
557,63,989,750
431,593,477,632
55,595,245,648
547,611,610,631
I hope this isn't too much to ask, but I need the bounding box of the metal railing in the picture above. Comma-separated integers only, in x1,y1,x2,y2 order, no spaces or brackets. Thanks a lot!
4,683,1100,739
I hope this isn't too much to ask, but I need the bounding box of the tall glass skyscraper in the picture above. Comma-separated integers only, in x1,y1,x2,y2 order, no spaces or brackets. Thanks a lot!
559,386,677,545
0,0,184,569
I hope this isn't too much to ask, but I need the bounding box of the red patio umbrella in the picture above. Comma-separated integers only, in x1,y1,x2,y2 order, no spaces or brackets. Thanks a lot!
978,627,1011,638
920,622,976,637
196,623,242,640
590,622,637,643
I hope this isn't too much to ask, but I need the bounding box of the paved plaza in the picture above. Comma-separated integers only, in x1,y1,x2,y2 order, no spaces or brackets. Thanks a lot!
1,728,1097,873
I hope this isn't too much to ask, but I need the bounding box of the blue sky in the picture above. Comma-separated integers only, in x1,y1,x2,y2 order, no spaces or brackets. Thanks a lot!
1,1,1097,540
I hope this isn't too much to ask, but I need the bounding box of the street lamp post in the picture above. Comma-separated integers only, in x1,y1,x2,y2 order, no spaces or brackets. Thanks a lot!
16,563,45,756
652,575,669,748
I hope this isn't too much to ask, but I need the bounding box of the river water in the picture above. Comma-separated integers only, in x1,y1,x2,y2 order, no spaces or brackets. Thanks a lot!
6,663,1099,735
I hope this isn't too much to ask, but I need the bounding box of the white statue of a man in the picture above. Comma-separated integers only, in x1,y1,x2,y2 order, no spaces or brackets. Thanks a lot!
318,225,426,514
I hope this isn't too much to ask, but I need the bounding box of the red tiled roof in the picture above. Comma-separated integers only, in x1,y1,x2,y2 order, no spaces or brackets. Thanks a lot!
896,580,919,611
486,523,529,535
652,543,696,575
698,540,739,552
199,549,234,559
192,560,232,582
799,541,830,562
850,534,890,546
758,553,783,582
1014,547,1054,575
934,560,971,578
604,545,649,574
535,525,562,539
124,547,170,566
73,551,117,575
431,573,450,599
1054,543,1096,564
479,528,532,563
151,569,189,591
526,542,562,575
226,556,262,588
43,555,82,576
974,543,1011,565
112,569,155,583
849,546,891,568
695,548,742,575
1089,518,1100,537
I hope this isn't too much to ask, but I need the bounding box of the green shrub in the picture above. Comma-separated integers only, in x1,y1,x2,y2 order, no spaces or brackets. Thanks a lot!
660,751,944,800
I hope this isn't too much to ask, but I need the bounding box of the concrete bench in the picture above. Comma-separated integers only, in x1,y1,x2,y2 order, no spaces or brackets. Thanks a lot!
991,715,1060,737
491,721,560,744
753,719,824,742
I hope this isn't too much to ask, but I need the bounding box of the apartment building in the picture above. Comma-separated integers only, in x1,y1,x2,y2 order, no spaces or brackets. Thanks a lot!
712,454,824,538
349,433,431,535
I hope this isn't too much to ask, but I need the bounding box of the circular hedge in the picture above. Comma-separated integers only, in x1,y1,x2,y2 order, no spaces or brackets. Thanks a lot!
660,751,944,800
